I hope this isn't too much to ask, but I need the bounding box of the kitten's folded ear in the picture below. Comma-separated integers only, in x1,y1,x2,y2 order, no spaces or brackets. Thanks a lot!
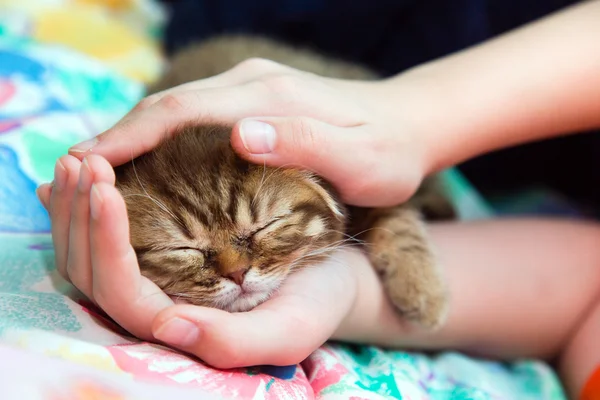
295,170,346,220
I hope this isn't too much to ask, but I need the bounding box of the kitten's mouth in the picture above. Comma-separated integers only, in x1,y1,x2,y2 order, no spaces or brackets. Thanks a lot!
234,285,260,301
237,288,256,298
238,286,254,295
223,286,273,312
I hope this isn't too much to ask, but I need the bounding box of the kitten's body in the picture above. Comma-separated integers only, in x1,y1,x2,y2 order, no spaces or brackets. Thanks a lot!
116,35,454,329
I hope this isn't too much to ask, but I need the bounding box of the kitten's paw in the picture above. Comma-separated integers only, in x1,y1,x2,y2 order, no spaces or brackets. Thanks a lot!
385,272,449,331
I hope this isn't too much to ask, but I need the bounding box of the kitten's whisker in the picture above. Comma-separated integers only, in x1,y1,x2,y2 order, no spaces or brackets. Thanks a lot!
289,242,357,268
251,162,299,204
165,292,204,299
251,158,268,208
136,290,176,302
129,155,185,227
309,236,363,251
323,229,366,246
353,226,397,237
326,227,397,242
122,193,183,226
286,247,350,272
299,244,355,260
296,243,354,260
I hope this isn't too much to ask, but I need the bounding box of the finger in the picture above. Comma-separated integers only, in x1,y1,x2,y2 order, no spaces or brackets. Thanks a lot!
49,156,82,281
66,155,115,299
117,58,284,125
36,183,52,211
89,182,173,340
231,117,396,206
121,76,235,118
137,57,293,109
68,83,273,166
151,251,356,369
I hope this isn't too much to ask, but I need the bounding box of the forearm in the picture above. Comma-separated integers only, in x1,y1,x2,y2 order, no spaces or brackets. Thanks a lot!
334,220,600,361
385,0,600,173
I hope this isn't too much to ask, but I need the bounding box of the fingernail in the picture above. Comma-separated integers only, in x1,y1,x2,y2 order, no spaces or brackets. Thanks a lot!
90,184,103,220
153,317,200,347
239,120,276,154
78,158,93,193
69,137,98,153
54,160,67,191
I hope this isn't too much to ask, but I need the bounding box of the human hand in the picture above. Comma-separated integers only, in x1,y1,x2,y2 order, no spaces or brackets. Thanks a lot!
36,154,367,367
67,60,435,207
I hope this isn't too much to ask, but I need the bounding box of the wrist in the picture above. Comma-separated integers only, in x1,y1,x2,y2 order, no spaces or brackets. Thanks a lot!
332,249,412,344
373,65,470,176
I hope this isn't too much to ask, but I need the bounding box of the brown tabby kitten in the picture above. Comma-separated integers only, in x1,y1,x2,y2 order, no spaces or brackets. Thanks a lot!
114,35,455,329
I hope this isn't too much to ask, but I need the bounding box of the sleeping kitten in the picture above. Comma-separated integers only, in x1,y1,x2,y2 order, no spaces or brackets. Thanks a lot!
115,36,455,329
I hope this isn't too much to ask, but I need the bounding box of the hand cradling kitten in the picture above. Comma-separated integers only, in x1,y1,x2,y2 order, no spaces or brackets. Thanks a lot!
115,36,456,330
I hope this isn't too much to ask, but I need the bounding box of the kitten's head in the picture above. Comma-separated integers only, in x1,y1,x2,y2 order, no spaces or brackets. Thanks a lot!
115,125,345,312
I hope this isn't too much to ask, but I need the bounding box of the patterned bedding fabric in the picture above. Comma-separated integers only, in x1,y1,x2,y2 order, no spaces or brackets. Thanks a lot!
0,0,165,83
0,4,567,400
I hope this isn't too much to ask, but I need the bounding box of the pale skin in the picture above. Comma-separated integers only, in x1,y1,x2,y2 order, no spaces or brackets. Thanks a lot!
36,1,600,398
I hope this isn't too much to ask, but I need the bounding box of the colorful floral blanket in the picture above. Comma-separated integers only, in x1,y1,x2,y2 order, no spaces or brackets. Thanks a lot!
0,3,567,399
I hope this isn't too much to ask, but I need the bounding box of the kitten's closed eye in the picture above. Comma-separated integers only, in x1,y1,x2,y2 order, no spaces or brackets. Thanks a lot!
243,216,286,239
171,247,204,253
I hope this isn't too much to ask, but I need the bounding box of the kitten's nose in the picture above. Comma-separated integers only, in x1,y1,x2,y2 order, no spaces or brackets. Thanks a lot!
226,266,249,286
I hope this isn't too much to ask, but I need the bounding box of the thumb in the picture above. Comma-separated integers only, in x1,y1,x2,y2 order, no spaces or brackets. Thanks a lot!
151,305,315,369
231,117,376,203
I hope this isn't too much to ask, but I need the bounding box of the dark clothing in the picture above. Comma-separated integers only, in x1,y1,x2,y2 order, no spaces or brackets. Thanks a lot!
160,0,575,75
